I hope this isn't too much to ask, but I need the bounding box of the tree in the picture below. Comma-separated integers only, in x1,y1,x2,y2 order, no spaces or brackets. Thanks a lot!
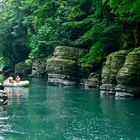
0,0,30,65
109,0,140,47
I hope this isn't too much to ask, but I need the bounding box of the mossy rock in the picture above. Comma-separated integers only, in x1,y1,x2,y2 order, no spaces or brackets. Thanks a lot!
102,50,128,84
31,58,47,77
47,58,78,77
15,61,32,75
53,46,87,60
117,47,140,86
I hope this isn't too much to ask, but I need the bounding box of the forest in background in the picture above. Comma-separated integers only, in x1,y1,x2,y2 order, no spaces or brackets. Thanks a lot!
0,0,139,71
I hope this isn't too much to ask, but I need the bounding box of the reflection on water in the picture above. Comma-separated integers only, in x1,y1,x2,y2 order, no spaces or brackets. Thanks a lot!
4,87,29,105
0,87,30,140
0,104,9,140
0,78,140,140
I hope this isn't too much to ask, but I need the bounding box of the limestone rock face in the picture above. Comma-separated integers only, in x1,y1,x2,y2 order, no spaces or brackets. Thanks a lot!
102,50,128,84
100,50,128,95
53,46,87,60
47,58,78,85
0,90,7,105
47,58,77,76
116,47,140,97
80,73,100,88
100,47,140,98
15,61,32,76
46,46,86,86
31,58,47,78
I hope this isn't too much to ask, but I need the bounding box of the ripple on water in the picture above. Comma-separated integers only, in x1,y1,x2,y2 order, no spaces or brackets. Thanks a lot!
1,80,140,140
48,106,132,140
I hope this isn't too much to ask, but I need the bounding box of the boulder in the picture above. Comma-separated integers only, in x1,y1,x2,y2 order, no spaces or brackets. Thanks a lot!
31,58,47,78
46,46,87,86
47,58,77,77
116,47,140,97
53,46,87,60
80,72,100,88
47,58,78,85
100,50,128,95
100,84,116,95
100,47,140,98
0,90,7,105
47,74,78,86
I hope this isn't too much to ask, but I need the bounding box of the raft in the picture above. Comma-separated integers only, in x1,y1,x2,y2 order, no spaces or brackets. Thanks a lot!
4,81,30,87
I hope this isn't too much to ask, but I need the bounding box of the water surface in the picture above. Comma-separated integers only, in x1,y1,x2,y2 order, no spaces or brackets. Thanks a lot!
0,78,140,140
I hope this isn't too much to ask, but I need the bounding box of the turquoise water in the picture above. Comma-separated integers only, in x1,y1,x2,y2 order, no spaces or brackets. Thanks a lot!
0,78,140,140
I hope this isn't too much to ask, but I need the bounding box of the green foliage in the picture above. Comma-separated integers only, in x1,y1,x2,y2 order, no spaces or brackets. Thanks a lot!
109,0,140,21
0,57,11,69
0,0,139,71
25,59,32,66
0,0,30,65
28,18,61,59
57,0,103,47
80,42,107,65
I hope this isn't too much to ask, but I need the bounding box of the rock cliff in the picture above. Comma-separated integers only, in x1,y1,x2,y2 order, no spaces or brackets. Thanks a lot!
31,58,47,78
100,47,140,98
100,50,128,95
0,90,7,105
116,47,140,97
80,72,100,88
46,46,86,86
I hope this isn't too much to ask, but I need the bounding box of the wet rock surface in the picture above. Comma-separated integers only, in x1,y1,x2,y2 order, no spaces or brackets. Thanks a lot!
31,58,47,78
0,90,8,105
46,46,86,86
100,50,128,96
100,47,140,98
116,47,140,97
80,73,100,88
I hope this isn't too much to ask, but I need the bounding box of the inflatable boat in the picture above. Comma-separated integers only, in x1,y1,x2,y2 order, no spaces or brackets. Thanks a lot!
4,81,30,87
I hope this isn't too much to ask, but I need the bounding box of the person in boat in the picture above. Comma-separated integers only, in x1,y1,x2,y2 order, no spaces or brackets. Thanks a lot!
16,75,20,83
5,75,14,83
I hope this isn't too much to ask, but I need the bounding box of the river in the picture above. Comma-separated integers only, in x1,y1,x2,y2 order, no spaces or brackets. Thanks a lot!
0,78,140,140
